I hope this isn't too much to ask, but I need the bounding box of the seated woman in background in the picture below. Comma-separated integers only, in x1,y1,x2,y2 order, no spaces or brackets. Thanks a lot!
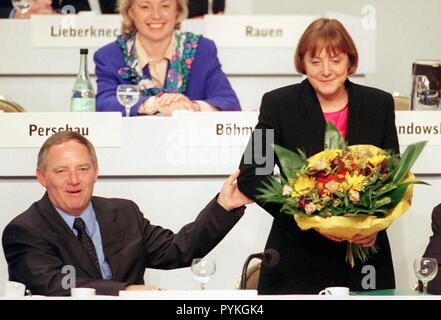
94,0,240,116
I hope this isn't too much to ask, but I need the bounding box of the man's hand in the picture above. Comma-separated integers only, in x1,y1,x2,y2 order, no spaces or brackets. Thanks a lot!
217,170,253,211
124,284,163,291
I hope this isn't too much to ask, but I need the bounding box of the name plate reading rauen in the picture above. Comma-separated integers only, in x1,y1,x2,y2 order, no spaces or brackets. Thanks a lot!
204,15,319,48
32,14,121,48
396,111,441,146
0,112,121,148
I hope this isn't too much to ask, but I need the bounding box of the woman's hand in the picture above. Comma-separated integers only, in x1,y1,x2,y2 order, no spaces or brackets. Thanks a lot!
314,228,346,242
351,232,378,247
155,93,196,116
155,93,191,107
315,228,378,247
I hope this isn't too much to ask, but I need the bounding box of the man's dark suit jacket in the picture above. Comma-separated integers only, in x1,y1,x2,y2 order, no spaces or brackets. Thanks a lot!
2,193,244,296
238,79,399,294
422,204,441,294
0,0,117,18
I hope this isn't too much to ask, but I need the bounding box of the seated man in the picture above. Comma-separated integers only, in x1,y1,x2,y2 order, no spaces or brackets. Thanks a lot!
2,131,251,296
420,204,441,294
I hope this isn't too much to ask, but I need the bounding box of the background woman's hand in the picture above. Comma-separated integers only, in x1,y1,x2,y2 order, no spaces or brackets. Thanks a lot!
155,93,194,116
155,93,191,107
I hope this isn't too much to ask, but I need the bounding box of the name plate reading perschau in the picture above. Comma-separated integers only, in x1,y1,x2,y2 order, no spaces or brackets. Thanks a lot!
0,112,121,148
396,111,441,146
204,15,319,48
32,14,121,48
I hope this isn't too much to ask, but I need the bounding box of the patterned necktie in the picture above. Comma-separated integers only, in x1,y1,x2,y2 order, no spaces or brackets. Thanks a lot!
73,218,102,277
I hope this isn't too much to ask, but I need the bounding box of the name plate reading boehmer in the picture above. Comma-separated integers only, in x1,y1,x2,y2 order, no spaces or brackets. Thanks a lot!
172,111,258,148
0,112,121,148
32,14,121,48
204,15,319,48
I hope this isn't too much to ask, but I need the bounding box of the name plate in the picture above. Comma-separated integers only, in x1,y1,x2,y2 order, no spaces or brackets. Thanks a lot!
172,111,258,147
396,111,441,146
204,15,319,48
32,14,121,48
0,112,121,148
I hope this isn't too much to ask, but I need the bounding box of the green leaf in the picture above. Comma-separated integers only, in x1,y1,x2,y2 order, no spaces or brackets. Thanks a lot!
324,121,347,149
256,177,285,204
373,196,392,208
386,180,429,207
373,183,397,197
389,141,427,184
273,144,307,178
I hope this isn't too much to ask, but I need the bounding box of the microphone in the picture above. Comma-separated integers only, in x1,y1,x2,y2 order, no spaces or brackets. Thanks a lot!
240,248,280,290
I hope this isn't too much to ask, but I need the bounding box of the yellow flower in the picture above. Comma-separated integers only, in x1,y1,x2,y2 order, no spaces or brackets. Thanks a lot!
368,154,388,167
291,175,316,197
344,172,368,192
307,149,340,171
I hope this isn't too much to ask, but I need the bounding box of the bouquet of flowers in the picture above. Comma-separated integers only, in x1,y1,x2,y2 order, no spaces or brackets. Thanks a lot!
257,122,428,267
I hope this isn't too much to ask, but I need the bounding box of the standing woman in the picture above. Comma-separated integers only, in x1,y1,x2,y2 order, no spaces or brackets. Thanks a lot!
238,18,399,294
94,0,240,116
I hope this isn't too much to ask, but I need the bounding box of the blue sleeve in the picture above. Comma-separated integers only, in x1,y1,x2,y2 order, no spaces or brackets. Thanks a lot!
94,44,148,116
196,38,241,111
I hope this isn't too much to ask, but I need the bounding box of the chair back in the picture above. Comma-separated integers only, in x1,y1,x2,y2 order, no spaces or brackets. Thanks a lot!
236,262,261,290
393,94,410,111
0,96,26,112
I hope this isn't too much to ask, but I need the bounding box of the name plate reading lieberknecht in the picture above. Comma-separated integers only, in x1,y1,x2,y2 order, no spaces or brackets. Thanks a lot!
0,112,121,147
204,15,319,48
32,14,121,48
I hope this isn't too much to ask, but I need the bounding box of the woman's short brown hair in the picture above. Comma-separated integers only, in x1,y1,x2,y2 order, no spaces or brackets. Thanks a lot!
294,18,359,75
37,131,97,171
119,0,189,34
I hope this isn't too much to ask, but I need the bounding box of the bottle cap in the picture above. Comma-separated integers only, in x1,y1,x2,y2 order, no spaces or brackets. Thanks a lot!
80,48,88,55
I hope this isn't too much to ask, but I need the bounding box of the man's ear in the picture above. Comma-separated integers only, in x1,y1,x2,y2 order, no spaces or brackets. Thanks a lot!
93,164,99,182
36,168,48,188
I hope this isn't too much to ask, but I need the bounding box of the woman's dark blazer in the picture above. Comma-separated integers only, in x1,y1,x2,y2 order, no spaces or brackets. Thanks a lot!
238,79,399,294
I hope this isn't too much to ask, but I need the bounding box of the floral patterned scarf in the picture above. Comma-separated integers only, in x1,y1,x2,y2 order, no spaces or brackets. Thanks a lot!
116,31,201,96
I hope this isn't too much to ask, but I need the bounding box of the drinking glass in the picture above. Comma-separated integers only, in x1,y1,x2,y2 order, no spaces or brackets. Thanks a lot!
12,0,32,14
191,258,216,290
116,84,140,117
414,258,438,295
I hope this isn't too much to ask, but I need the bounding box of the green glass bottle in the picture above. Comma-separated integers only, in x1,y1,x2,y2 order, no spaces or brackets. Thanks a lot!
70,48,96,112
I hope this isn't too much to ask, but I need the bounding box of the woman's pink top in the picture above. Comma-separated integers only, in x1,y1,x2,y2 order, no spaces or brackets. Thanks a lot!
323,104,348,139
